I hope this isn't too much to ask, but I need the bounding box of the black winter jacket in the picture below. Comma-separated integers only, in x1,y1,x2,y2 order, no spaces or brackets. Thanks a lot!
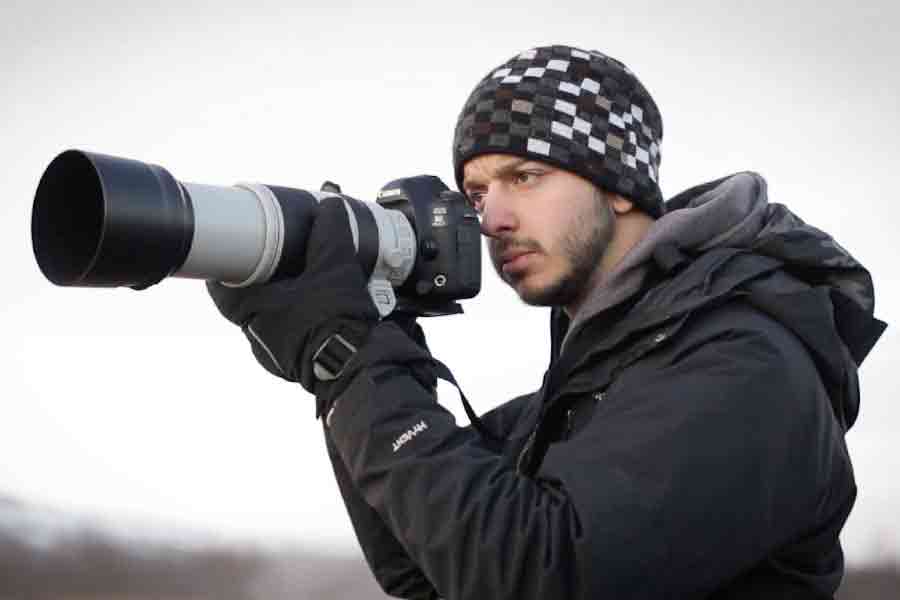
322,173,886,599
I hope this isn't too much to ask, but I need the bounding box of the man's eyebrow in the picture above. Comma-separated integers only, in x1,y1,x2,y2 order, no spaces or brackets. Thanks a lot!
463,158,533,189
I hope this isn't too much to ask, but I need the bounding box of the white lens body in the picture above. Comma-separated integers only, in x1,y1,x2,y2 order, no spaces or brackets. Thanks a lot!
175,182,284,286
176,183,416,316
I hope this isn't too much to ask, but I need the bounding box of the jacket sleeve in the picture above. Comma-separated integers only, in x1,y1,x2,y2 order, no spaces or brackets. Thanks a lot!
324,427,439,599
325,307,845,599
324,379,536,599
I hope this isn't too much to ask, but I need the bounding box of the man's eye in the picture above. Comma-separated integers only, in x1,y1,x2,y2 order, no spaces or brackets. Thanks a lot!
514,171,539,185
467,192,485,213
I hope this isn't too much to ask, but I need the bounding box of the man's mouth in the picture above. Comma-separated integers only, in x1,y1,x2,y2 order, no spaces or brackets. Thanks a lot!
492,239,542,277
500,250,536,274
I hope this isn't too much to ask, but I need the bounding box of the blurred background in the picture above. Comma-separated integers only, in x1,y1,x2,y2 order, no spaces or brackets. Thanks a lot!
2,0,898,597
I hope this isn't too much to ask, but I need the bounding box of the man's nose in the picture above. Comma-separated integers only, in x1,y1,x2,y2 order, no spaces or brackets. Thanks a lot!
479,186,518,238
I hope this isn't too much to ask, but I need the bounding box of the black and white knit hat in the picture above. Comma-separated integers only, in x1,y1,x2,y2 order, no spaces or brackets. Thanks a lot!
453,45,665,218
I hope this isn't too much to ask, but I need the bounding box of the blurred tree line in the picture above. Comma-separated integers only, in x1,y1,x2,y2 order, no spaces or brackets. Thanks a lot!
0,518,897,598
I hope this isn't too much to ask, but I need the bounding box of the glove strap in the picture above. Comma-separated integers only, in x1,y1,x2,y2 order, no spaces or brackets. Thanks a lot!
313,332,359,381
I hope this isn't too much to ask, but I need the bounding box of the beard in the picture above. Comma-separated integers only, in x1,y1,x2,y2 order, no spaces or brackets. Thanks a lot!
490,191,614,308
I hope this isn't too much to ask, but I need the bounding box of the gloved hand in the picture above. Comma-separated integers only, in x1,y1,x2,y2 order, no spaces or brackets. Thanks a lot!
385,310,430,352
382,310,438,393
207,196,379,411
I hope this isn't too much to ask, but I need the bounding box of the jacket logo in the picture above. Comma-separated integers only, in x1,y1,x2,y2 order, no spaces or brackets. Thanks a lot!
392,420,429,453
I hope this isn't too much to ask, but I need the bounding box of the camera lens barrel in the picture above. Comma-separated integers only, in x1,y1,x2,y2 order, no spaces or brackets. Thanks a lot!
31,150,416,300
32,150,196,289
176,182,289,286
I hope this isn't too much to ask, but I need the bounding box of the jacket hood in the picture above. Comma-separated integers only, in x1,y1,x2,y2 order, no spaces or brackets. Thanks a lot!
558,171,886,428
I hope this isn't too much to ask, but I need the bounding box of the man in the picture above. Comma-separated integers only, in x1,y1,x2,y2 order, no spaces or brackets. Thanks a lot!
208,45,886,599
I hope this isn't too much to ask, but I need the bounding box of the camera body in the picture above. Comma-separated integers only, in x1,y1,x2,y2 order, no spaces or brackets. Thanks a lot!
31,150,481,317
377,176,481,316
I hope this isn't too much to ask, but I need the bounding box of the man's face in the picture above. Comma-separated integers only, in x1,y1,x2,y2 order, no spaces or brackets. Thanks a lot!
462,154,615,309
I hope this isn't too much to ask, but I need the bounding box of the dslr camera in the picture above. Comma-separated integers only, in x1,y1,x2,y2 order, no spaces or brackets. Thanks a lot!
32,150,481,316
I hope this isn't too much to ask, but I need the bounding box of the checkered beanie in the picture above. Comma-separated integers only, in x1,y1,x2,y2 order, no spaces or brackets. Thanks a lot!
453,45,665,218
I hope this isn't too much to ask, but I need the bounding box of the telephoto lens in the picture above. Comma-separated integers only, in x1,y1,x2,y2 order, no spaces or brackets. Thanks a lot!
32,150,482,317
31,150,423,315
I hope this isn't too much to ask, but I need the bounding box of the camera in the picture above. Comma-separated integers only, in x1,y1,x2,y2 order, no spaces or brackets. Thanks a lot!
31,150,481,316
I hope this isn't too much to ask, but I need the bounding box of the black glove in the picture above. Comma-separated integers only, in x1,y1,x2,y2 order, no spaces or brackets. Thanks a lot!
383,310,438,392
207,196,379,409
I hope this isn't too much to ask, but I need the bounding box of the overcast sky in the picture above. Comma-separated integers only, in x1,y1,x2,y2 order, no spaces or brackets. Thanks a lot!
3,0,898,565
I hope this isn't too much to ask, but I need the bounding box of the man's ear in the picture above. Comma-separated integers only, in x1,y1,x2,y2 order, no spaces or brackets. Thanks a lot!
609,193,635,215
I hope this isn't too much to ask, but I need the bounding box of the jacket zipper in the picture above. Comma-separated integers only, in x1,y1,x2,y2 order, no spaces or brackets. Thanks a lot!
564,392,605,439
